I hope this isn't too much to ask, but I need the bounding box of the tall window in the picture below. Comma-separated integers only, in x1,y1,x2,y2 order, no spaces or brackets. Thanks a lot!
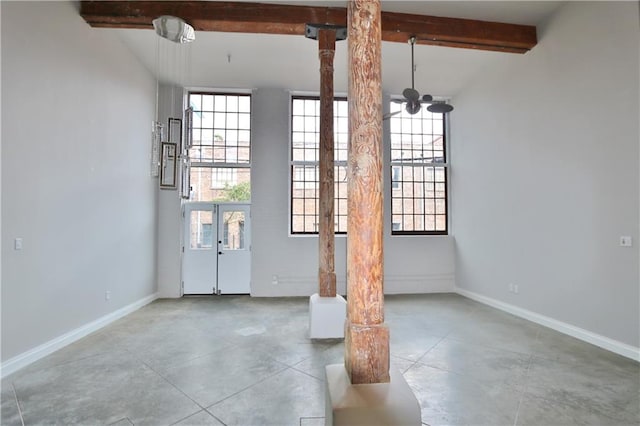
389,100,448,234
188,92,251,202
290,96,348,234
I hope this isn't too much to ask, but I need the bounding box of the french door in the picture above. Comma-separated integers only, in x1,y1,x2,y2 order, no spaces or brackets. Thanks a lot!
182,202,251,294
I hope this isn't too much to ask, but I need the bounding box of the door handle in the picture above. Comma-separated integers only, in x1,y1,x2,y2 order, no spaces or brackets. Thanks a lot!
218,251,224,255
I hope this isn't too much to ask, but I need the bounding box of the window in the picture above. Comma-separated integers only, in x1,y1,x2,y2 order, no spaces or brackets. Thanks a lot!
201,223,213,248
189,211,213,249
391,166,401,189
187,93,251,202
389,100,448,234
223,211,246,250
211,168,237,189
291,96,348,234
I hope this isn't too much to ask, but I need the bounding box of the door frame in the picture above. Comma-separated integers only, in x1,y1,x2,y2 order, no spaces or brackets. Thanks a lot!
180,201,251,296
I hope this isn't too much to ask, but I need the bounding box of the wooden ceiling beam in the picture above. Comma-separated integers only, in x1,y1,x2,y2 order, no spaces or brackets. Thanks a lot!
80,1,537,53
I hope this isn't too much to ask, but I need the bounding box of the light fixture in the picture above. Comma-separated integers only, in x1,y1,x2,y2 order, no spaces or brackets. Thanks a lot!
152,16,195,44
399,36,453,115
150,15,195,178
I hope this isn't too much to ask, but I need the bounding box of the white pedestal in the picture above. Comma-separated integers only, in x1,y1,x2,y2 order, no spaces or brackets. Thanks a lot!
325,364,422,426
309,293,346,339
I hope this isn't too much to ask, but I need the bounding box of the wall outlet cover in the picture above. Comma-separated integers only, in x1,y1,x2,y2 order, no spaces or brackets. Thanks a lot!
620,236,633,247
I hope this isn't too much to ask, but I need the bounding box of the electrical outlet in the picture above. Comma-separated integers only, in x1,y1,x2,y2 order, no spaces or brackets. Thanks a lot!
513,284,519,294
105,291,111,301
14,238,23,250
620,236,633,247
271,275,279,285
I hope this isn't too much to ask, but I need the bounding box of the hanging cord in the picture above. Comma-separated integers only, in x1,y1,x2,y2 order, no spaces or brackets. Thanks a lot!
171,41,176,117
155,35,160,123
410,36,416,90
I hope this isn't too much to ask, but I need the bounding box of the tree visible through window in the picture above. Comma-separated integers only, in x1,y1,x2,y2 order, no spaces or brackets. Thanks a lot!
389,100,448,234
290,96,348,234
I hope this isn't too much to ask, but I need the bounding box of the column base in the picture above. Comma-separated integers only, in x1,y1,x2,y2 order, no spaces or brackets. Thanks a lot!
309,293,346,339
324,364,421,426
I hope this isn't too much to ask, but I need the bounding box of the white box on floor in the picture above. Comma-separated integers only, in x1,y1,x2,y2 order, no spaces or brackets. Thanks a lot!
325,364,421,426
309,293,346,339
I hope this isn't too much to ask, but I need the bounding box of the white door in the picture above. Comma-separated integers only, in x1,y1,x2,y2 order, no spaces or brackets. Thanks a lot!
183,203,218,294
217,204,251,294
182,203,251,295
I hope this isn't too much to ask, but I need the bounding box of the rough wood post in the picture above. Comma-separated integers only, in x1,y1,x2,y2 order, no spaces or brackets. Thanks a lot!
318,28,337,298
344,0,390,384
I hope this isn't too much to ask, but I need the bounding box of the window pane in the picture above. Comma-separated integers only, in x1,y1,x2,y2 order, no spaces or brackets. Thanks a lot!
190,210,213,249
226,112,238,129
227,96,238,112
214,112,226,128
202,95,214,111
238,96,251,113
214,95,226,111
201,129,213,145
222,211,245,250
190,94,202,111
202,112,214,129
238,113,251,129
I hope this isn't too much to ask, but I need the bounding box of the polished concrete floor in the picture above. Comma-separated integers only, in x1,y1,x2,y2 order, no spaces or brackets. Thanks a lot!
2,294,638,426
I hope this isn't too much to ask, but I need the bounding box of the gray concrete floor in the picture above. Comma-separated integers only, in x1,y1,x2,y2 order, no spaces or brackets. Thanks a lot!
1,294,638,426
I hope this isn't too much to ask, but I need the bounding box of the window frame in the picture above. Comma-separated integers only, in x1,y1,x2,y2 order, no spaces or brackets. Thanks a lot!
187,91,252,203
290,94,349,236
388,98,449,236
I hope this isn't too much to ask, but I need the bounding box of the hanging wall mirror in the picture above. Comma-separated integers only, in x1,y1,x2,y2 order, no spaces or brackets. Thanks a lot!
160,142,178,189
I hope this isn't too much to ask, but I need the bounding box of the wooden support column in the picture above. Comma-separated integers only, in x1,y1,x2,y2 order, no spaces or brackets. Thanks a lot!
317,28,337,298
344,0,389,385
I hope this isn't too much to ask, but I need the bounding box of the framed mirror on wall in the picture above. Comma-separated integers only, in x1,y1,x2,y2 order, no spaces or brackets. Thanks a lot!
184,107,193,151
160,142,178,189
150,122,164,177
180,156,191,199
169,118,182,148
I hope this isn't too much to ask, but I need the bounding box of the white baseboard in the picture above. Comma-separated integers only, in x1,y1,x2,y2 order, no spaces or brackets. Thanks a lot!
455,287,640,362
1,293,158,378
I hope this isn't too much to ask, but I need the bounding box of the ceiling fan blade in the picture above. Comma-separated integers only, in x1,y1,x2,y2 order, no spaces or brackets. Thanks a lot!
402,88,420,101
421,94,433,102
391,99,405,104
405,99,421,115
383,111,402,120
427,102,454,113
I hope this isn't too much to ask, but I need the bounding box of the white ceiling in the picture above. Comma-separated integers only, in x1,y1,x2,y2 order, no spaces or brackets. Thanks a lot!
107,1,563,97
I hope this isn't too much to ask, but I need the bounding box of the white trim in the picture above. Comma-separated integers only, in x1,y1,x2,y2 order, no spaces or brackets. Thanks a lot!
1,293,158,378
455,287,640,362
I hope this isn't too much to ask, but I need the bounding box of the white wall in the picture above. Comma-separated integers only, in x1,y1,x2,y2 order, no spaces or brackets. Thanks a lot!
157,88,455,297
1,1,157,361
451,1,639,347
250,88,455,296
156,84,184,298
250,88,345,296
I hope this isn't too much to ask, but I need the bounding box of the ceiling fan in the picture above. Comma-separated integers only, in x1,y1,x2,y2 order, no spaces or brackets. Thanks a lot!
393,36,454,117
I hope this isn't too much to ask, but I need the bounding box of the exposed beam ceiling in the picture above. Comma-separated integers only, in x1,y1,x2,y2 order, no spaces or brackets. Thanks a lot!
80,1,537,54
